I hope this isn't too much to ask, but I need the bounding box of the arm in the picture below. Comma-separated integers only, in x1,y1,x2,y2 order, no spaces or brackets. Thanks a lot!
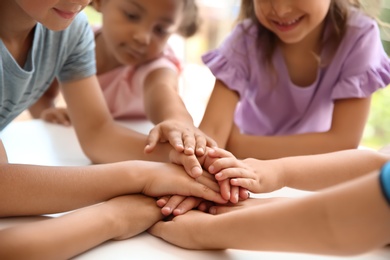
199,80,239,148
144,68,217,156
150,170,390,255
0,140,225,217
207,147,390,192
226,98,371,159
0,195,162,260
60,75,171,163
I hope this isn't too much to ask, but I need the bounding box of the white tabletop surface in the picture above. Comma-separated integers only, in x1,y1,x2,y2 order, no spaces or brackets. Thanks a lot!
0,120,389,260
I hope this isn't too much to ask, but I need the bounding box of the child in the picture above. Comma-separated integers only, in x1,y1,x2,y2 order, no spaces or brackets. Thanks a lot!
29,0,216,156
0,0,226,258
0,0,213,175
147,0,390,159
149,147,390,256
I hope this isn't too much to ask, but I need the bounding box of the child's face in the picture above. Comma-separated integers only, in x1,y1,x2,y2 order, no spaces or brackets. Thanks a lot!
253,0,331,45
15,0,91,31
95,0,184,66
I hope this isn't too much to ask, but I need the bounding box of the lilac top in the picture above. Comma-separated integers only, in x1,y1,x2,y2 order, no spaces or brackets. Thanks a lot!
202,8,390,136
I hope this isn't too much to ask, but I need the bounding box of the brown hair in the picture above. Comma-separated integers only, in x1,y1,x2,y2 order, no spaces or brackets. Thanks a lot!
89,0,200,38
176,0,201,38
235,0,369,66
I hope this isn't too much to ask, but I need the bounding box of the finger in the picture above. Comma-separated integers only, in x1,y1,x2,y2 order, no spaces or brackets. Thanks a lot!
230,178,259,193
206,136,218,149
144,128,160,153
161,195,186,216
209,203,237,215
181,131,195,155
219,179,231,201
194,134,207,157
172,197,202,216
207,147,234,159
229,186,240,204
56,112,71,126
189,183,227,204
239,188,250,200
197,200,215,212
195,173,220,193
209,157,241,174
180,154,203,178
215,167,254,181
156,196,171,208
167,132,185,153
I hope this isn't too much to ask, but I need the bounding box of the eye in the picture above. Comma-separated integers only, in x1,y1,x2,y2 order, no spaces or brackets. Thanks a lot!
154,25,169,37
124,11,140,22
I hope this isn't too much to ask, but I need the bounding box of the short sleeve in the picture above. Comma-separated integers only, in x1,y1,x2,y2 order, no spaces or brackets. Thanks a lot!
201,21,255,97
331,15,390,100
58,12,96,82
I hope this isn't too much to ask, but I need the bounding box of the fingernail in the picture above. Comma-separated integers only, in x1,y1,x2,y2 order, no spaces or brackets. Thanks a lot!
197,148,204,154
192,167,202,177
210,207,216,215
209,166,214,173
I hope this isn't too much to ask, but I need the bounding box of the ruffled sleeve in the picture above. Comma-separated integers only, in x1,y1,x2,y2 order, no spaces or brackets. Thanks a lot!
201,20,256,97
331,12,390,99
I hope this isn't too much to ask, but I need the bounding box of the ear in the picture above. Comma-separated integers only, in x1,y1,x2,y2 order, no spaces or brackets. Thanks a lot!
90,0,102,12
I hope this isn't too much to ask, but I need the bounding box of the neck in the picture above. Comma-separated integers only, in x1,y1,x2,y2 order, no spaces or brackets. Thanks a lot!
0,1,37,43
94,32,124,74
280,20,325,56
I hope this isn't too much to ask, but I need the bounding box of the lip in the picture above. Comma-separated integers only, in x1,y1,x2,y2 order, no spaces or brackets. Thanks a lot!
272,15,304,32
126,47,145,60
53,8,78,20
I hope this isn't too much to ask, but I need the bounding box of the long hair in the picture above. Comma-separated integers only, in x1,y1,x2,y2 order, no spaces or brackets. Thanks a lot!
235,0,380,66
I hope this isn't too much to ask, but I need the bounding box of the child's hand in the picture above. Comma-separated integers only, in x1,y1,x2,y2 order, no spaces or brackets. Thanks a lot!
206,148,284,193
40,107,71,126
149,210,215,250
144,120,217,156
140,162,227,205
156,195,203,216
104,194,162,240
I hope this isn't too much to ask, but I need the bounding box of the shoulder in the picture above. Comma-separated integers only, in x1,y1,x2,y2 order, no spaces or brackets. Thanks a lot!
345,7,380,39
222,19,258,48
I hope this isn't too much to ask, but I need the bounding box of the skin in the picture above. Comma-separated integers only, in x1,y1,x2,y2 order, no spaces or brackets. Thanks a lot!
28,0,216,157
198,0,371,159
149,149,390,255
0,138,227,259
2,0,208,176
0,0,224,258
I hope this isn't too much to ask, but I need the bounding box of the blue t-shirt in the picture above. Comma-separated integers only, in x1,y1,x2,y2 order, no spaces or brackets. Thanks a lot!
380,161,390,206
0,12,96,130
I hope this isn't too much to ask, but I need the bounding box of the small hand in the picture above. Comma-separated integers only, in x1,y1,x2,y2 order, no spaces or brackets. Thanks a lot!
144,120,217,156
104,194,162,240
41,107,71,126
156,195,203,216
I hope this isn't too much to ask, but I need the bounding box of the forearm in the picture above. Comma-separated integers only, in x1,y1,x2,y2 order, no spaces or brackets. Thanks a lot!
144,69,193,124
77,121,170,163
276,149,390,190
206,172,390,255
145,86,193,124
0,161,148,216
227,131,361,160
0,204,115,260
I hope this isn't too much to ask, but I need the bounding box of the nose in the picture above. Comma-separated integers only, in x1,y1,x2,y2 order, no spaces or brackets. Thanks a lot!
133,29,151,46
271,0,293,18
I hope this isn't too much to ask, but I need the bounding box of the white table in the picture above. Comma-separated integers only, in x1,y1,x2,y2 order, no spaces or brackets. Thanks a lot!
1,120,389,260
